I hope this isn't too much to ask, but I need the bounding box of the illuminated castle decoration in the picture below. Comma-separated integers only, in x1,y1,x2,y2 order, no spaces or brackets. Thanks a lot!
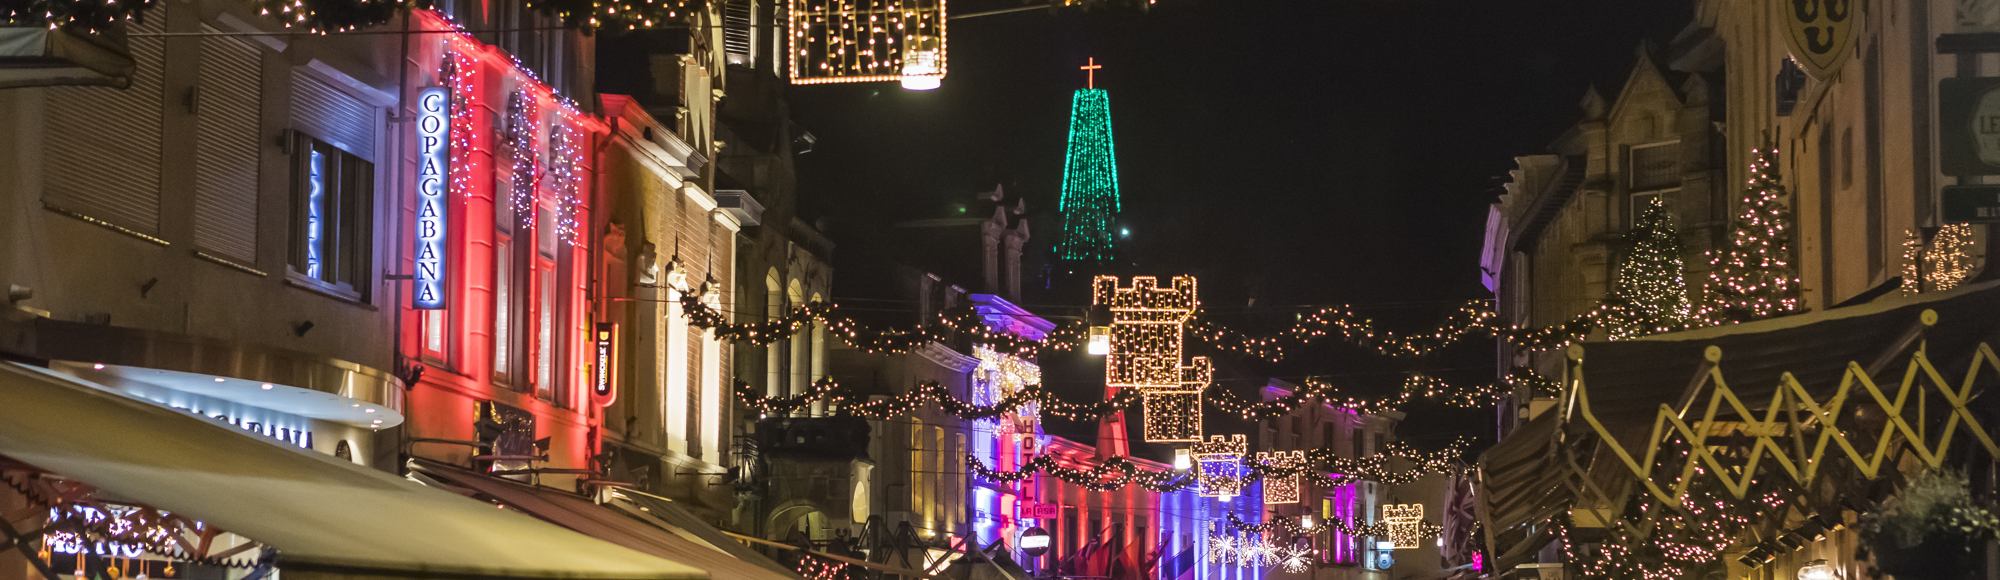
1092,275,1207,442
1193,434,1246,498
1056,59,1121,263
1256,450,1304,505
1383,504,1424,549
786,0,946,88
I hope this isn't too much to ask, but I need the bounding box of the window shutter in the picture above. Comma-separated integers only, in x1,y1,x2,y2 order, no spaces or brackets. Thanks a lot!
44,7,166,237
721,0,752,65
290,70,375,160
194,27,264,263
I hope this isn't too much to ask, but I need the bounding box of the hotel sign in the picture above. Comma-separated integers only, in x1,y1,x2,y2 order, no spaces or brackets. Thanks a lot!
414,87,450,310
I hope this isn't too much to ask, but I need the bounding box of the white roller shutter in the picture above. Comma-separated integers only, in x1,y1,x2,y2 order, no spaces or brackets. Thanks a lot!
290,70,375,160
193,26,264,263
44,7,166,237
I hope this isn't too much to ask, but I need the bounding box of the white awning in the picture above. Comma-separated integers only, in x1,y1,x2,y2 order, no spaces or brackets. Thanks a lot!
0,362,705,580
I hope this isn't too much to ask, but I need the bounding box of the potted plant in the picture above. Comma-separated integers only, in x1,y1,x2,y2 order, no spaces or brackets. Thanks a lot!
1861,468,2000,578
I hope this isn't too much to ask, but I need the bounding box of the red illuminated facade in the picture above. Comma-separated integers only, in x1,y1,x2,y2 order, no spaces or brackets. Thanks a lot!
399,11,610,481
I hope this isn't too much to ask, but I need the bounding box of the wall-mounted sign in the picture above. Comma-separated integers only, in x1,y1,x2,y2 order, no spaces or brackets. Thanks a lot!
592,322,617,406
1023,503,1062,519
1941,77,2000,175
413,87,450,310
1783,0,1858,80
1944,185,2000,222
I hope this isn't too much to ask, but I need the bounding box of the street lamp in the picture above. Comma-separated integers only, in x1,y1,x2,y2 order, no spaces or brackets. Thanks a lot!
1172,449,1192,470
1299,515,1313,529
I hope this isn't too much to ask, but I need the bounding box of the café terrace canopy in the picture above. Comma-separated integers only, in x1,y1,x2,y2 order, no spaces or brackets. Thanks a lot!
0,362,705,580
1477,279,2000,571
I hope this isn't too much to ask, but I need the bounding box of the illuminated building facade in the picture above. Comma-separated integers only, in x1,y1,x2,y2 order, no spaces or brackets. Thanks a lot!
394,9,610,490
594,92,746,520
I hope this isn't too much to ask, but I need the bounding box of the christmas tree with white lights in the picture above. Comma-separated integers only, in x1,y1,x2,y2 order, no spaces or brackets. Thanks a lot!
1056,60,1121,263
1700,148,1803,325
1610,196,1690,338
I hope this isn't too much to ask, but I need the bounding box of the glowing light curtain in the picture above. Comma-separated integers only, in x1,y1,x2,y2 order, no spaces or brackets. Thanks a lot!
787,0,947,85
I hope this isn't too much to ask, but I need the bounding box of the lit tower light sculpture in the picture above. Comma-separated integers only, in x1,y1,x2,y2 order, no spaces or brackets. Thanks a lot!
1057,58,1121,262
1194,434,1246,498
1256,450,1304,505
1092,275,1207,441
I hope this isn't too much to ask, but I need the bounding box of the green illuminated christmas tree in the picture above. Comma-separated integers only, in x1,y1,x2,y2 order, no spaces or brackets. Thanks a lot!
1700,148,1803,325
1610,196,1690,338
1056,87,1121,263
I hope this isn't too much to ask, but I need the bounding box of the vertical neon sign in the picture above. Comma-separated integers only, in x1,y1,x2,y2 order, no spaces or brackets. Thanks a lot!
414,87,449,309
592,322,617,406
306,149,324,278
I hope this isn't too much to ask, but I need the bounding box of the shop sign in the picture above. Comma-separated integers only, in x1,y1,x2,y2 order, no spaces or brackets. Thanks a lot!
1023,503,1062,519
414,86,450,310
1783,0,1858,80
592,322,617,406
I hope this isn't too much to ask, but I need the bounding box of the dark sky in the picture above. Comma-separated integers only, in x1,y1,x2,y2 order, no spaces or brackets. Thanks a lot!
779,0,1693,449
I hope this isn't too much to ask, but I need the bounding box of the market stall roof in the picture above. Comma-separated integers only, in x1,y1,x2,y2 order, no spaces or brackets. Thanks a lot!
409,461,801,580
0,362,705,580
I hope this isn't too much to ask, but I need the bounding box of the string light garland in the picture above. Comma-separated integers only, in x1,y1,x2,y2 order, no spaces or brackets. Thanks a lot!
1699,148,1803,324
1610,195,1692,338
787,0,947,86
1562,441,1797,580
505,90,539,229
1222,512,1443,541
1206,368,1559,419
4,0,156,33
1056,87,1121,262
793,554,848,580
964,455,1195,493
681,296,1079,357
734,378,1138,421
547,123,584,244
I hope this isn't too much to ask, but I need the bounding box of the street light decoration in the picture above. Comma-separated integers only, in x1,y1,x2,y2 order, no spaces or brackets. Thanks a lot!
1257,450,1304,505
788,0,947,87
1093,275,1206,441
1194,434,1245,498
1383,504,1424,549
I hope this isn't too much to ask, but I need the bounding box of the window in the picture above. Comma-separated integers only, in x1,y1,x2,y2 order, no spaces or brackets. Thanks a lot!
288,134,372,300
1628,141,1681,192
1631,192,1661,227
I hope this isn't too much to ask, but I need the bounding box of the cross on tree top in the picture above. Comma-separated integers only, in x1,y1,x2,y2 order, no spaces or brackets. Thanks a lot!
1081,57,1103,89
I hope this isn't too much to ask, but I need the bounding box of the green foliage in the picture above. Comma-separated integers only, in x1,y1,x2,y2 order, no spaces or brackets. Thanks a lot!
1056,88,1121,263
1863,468,2000,551
1610,196,1690,338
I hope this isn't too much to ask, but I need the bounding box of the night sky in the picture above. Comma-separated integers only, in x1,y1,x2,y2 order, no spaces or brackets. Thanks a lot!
776,0,1693,450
